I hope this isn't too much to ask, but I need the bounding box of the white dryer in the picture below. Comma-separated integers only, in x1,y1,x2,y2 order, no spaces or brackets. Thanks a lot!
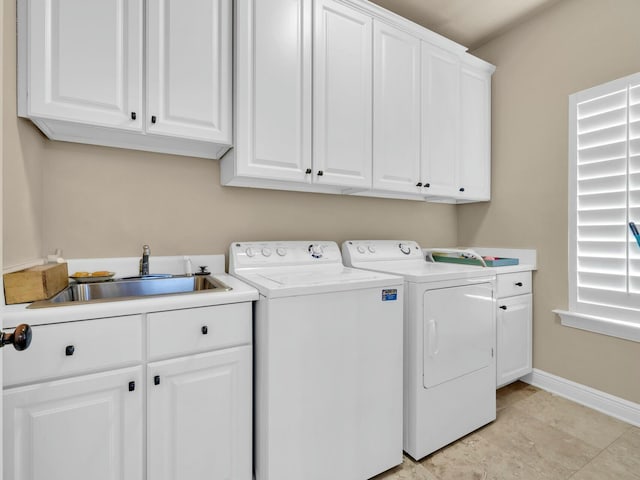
342,240,497,460
229,241,404,480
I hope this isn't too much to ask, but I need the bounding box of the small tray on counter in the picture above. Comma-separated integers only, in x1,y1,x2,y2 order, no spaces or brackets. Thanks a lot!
69,272,116,283
432,255,519,267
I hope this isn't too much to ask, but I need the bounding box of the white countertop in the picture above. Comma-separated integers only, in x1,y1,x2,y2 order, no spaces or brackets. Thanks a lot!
3,273,259,328
3,273,258,328
3,253,259,328
422,247,537,274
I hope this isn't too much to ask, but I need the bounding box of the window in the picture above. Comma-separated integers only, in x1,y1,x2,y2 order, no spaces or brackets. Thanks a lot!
559,72,640,342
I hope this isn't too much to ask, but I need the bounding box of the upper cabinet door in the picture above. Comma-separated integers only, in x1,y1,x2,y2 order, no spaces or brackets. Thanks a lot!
146,0,231,143
372,21,421,194
230,0,313,182
24,0,143,130
314,0,373,188
421,42,460,197
459,62,492,201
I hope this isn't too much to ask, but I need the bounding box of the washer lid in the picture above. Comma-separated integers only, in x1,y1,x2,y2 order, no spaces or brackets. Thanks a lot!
259,267,384,286
232,265,402,298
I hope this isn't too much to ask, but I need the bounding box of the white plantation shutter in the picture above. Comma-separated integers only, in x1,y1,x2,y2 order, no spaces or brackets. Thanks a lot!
569,72,640,324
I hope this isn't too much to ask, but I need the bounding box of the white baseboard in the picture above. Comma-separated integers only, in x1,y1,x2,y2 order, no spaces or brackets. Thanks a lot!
522,369,640,427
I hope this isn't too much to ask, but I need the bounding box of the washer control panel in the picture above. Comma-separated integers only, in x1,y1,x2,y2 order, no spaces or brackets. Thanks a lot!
230,241,342,270
342,240,424,264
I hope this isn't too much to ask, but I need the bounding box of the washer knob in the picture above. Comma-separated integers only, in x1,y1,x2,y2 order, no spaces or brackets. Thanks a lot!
245,247,255,258
356,246,366,254
276,247,287,257
368,245,376,253
262,247,272,257
399,243,411,255
308,244,323,259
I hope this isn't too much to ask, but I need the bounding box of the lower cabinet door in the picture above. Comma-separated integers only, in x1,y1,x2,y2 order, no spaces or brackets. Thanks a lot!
3,366,143,480
147,346,252,480
497,294,533,388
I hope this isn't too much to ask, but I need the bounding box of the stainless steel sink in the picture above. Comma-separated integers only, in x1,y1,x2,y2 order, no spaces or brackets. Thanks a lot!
28,275,232,308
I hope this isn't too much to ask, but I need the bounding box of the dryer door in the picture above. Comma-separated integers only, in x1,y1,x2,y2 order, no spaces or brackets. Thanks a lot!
423,282,494,389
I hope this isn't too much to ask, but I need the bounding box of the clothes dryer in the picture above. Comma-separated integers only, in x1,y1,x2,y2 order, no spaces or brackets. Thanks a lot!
229,241,404,480
342,240,497,460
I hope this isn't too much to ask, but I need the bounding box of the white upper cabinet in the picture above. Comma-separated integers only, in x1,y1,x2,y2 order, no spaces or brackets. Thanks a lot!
459,57,493,201
19,0,143,130
146,0,231,144
372,20,421,194
421,42,460,198
223,0,373,192
18,0,232,159
421,45,494,202
313,0,373,188
223,0,494,202
221,0,313,184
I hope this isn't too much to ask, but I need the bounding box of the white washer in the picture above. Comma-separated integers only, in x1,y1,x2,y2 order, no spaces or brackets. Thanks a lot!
342,240,497,460
229,241,404,480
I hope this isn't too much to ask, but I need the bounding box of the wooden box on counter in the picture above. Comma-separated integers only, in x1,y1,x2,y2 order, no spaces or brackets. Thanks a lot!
3,263,69,304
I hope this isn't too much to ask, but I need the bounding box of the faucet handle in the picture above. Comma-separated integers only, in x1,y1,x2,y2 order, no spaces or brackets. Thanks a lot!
196,266,210,276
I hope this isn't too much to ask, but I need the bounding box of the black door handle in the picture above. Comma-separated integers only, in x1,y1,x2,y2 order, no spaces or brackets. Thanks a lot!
0,324,32,351
499,305,507,310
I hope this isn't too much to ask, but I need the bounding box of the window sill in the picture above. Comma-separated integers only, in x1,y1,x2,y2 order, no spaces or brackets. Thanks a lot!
553,310,640,343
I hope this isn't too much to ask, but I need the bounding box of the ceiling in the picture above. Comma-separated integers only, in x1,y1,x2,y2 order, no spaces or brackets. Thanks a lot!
369,0,561,50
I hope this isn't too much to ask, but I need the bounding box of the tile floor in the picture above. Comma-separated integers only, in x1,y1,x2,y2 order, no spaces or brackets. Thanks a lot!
374,381,640,480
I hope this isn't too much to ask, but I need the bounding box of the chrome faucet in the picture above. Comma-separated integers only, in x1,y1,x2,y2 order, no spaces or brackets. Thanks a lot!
140,245,150,276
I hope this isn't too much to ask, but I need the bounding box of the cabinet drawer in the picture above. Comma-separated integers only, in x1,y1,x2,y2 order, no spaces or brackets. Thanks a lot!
496,271,532,297
3,315,143,387
148,303,252,360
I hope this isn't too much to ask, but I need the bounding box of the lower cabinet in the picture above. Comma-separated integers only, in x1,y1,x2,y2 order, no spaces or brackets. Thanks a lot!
147,347,252,480
3,305,252,480
496,288,533,388
3,367,144,480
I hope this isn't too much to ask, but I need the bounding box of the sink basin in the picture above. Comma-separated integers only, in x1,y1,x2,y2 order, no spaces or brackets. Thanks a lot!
28,275,232,308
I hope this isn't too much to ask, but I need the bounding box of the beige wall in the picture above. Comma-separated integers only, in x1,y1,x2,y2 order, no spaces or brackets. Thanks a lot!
2,0,456,267
38,141,457,258
460,0,640,403
2,0,45,270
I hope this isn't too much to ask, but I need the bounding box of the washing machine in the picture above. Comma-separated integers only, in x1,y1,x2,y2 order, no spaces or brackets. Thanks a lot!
229,241,404,480
342,240,497,460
